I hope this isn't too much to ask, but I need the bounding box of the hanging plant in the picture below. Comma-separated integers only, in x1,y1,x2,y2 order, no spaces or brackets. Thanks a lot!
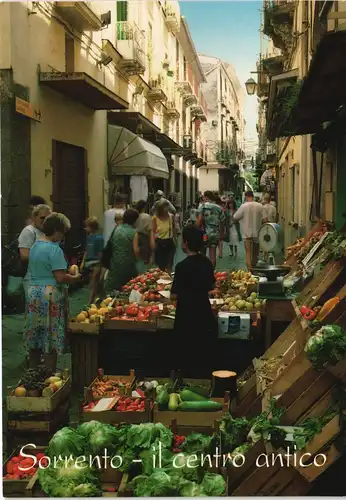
167,68,174,77
162,58,170,70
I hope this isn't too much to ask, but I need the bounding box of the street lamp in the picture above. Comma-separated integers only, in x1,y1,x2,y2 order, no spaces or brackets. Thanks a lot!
245,78,257,96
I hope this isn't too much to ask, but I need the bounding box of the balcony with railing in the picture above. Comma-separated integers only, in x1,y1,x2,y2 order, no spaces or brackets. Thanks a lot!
190,92,207,122
116,22,146,76
147,74,168,103
55,2,102,31
263,0,296,54
175,65,193,95
164,99,180,120
163,0,180,34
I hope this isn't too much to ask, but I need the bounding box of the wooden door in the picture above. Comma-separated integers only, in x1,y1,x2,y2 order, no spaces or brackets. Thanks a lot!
52,140,88,248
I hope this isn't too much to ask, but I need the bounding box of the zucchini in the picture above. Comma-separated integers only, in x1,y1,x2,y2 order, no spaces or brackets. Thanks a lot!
168,393,180,411
187,385,210,399
178,400,223,412
180,389,208,402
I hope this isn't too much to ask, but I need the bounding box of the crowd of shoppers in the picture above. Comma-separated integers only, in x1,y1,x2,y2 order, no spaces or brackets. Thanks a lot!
10,185,277,372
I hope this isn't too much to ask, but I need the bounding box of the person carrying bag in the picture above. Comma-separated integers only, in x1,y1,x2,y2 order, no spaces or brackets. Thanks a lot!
152,200,176,273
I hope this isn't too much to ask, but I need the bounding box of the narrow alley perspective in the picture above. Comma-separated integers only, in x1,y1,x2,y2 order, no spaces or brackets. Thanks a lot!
1,0,346,497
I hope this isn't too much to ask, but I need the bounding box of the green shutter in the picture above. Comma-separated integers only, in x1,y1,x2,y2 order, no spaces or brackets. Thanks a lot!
117,1,128,39
117,1,128,22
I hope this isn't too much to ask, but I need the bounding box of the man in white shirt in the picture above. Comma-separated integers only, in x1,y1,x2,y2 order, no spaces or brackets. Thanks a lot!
103,194,126,246
262,193,277,223
233,191,264,270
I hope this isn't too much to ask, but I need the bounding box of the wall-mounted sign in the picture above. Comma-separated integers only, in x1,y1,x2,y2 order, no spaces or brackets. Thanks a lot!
15,97,41,122
183,134,192,149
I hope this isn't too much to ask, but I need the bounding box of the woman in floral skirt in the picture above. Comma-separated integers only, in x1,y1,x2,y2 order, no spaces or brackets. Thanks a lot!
25,213,81,370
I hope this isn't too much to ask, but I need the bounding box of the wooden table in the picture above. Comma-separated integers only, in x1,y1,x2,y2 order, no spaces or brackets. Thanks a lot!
263,297,295,350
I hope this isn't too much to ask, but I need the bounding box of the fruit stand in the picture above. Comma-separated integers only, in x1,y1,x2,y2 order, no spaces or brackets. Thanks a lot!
68,268,269,389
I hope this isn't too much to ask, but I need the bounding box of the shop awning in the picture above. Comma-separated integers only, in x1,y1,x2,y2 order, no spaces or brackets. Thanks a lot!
40,72,128,110
108,125,169,179
288,30,346,134
108,111,184,156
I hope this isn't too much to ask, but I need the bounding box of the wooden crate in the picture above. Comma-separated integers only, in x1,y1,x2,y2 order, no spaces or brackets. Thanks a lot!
170,418,218,437
7,396,70,434
227,439,267,494
82,398,152,424
70,329,99,390
26,471,130,497
103,318,157,331
6,377,71,413
297,260,345,308
287,415,341,483
68,321,99,334
2,446,45,497
152,393,229,427
85,370,136,401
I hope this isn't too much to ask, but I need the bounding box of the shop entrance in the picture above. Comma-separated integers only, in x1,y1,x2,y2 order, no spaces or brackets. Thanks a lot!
52,140,88,248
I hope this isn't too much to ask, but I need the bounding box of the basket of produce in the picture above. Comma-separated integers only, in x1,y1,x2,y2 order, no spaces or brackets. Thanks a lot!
3,445,46,497
69,296,115,332
121,269,172,295
6,365,71,412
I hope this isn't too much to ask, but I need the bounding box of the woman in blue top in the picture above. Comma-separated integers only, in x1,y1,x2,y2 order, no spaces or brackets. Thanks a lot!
25,213,81,370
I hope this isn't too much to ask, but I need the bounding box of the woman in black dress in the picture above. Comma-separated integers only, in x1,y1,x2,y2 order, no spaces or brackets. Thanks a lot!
171,225,218,378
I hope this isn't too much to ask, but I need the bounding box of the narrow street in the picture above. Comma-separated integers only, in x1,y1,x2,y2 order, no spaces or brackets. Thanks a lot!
2,0,346,497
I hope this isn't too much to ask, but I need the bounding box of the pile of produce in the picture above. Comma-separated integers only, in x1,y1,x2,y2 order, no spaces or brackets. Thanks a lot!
73,296,113,324
36,421,226,497
89,369,133,399
121,269,172,294
73,298,176,325
305,324,346,368
13,365,67,398
83,396,148,413
209,270,258,299
156,384,223,412
3,450,47,481
220,292,264,312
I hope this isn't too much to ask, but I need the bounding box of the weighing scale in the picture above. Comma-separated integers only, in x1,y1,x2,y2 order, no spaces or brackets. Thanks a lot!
251,223,291,297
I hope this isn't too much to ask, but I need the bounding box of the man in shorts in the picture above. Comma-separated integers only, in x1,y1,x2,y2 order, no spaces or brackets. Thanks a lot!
196,190,225,268
233,190,264,270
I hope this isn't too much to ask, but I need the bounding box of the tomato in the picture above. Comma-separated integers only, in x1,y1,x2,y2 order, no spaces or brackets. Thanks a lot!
6,462,13,474
115,306,124,315
11,457,20,464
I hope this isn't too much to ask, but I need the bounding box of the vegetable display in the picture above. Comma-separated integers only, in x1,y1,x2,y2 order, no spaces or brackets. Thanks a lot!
3,451,46,481
305,325,346,368
13,365,67,398
155,384,223,412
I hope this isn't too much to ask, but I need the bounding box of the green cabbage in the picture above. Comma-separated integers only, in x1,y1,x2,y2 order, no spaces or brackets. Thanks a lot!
38,460,99,497
129,470,177,496
178,479,206,497
47,427,86,459
201,472,226,496
305,325,346,368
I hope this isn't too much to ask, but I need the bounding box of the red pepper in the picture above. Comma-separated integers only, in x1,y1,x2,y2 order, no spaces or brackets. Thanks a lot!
300,305,310,315
304,309,317,321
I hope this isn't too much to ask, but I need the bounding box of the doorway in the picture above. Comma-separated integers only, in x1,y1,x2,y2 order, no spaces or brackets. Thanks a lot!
52,140,88,248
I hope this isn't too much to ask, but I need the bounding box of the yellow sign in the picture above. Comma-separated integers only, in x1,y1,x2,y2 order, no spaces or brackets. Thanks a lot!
15,97,41,122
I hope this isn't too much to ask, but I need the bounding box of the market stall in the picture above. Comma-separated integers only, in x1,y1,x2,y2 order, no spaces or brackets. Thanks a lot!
69,268,267,389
